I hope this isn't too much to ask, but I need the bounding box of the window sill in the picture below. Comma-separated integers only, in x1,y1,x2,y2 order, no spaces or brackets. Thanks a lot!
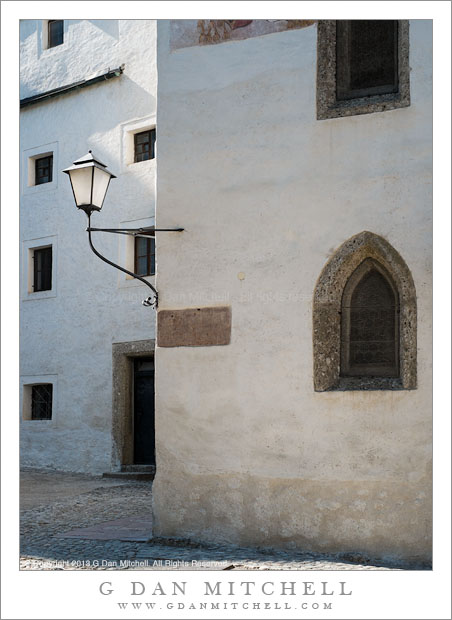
331,377,405,391
317,91,410,121
23,182,58,196
41,42,66,54
131,157,156,165
125,158,156,173
23,290,56,301
21,419,54,426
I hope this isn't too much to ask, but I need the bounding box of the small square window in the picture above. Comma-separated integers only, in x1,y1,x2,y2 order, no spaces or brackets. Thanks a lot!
48,20,64,48
35,155,53,185
33,246,52,292
134,237,155,276
134,129,156,163
31,384,53,420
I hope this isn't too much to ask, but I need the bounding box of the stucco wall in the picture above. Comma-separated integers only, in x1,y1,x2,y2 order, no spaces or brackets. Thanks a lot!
20,20,157,473
153,20,432,563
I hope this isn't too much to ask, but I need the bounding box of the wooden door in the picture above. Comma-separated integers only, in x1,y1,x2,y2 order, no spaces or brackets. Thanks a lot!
133,358,155,465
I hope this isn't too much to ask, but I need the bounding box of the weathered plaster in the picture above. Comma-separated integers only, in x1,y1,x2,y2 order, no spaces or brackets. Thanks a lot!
153,458,432,565
313,231,417,391
317,20,410,120
154,19,432,562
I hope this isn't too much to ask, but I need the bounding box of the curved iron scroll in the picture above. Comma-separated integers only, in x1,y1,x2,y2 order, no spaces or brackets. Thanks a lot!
87,215,158,308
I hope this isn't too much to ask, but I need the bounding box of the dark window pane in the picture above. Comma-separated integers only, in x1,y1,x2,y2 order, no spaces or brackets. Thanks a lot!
150,238,155,275
136,237,148,257
349,21,397,90
136,256,148,276
35,155,53,185
134,237,155,276
33,247,52,292
336,20,398,100
344,269,398,376
134,129,156,162
48,20,64,48
31,384,53,420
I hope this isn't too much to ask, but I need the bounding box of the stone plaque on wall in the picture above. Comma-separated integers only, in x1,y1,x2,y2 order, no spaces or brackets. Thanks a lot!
157,306,232,347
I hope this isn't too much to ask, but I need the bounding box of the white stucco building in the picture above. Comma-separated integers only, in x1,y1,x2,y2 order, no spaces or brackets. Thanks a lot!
152,19,432,565
20,18,432,565
20,19,158,474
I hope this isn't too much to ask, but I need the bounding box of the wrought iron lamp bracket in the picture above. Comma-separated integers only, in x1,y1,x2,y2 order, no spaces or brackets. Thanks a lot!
86,216,184,309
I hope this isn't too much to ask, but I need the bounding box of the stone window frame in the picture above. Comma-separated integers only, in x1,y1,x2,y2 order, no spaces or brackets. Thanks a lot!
313,231,417,391
316,20,410,120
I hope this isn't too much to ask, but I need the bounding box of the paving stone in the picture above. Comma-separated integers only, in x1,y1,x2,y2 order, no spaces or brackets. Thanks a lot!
57,515,152,541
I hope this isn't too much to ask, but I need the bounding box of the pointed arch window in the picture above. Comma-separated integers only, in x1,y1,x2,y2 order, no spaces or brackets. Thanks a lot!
312,231,417,391
341,260,399,378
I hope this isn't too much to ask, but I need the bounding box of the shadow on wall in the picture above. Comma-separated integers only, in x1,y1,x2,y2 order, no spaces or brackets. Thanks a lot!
89,20,120,40
37,75,156,140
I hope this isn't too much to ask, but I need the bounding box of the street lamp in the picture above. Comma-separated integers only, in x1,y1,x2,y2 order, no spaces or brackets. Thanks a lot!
62,150,115,216
63,151,183,308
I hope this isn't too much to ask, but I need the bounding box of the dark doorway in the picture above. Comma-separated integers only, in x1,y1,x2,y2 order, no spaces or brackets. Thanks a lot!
133,357,155,465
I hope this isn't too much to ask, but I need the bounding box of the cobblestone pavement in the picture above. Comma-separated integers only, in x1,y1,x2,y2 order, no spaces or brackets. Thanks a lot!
20,470,412,571
20,468,133,510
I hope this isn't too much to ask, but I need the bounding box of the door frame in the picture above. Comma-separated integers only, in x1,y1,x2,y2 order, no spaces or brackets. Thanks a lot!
111,339,155,471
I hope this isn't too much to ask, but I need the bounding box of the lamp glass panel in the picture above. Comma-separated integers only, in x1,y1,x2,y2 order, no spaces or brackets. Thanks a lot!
92,167,111,208
69,167,93,207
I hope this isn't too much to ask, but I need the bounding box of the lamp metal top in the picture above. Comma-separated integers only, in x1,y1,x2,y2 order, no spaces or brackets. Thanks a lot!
62,150,116,177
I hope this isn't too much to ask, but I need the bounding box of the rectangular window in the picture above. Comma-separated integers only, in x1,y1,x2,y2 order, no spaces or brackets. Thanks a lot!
31,384,53,420
134,129,156,163
336,20,398,101
134,236,155,276
33,246,52,292
48,20,64,48
35,155,53,185
316,20,409,120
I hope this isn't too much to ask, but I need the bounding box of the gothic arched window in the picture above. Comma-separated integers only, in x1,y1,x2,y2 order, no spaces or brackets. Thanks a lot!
340,260,399,378
313,231,417,391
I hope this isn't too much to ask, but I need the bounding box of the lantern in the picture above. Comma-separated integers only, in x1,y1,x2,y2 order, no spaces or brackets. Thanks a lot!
62,150,116,215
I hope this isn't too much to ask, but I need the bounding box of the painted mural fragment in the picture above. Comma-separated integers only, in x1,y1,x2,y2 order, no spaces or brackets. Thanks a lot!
170,19,316,51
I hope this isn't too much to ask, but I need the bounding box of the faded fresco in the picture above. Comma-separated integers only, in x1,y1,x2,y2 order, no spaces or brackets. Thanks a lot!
170,19,316,50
